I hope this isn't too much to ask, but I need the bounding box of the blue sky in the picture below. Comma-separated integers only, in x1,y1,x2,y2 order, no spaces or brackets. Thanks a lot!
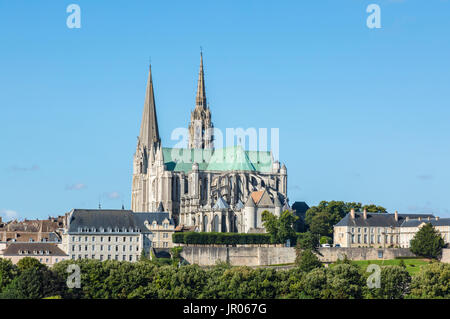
0,0,449,221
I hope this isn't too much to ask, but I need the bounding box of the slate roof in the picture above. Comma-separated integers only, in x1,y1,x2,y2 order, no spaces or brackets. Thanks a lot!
213,197,229,210
67,209,174,233
162,145,272,173
335,212,435,227
401,218,450,227
2,243,68,256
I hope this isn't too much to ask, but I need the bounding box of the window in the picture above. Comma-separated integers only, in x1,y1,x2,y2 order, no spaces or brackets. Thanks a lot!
92,255,95,259
129,255,133,261
357,235,361,243
107,255,111,260
378,251,383,258
100,255,103,261
364,234,367,244
55,258,58,263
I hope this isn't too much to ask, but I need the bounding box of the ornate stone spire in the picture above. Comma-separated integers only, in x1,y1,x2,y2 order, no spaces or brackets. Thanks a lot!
196,51,207,110
139,64,160,149
189,52,214,149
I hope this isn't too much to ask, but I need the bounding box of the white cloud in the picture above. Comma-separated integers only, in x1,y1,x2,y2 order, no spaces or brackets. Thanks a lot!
0,209,20,221
107,192,121,199
66,183,87,190
9,164,39,172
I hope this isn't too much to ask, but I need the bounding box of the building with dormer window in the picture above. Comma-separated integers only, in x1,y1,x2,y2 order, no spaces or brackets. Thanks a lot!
60,209,175,261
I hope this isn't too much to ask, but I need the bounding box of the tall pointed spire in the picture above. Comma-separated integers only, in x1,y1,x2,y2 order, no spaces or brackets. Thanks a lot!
195,51,207,109
139,64,160,149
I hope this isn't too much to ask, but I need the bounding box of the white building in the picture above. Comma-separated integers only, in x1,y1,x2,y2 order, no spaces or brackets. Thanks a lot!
61,209,175,262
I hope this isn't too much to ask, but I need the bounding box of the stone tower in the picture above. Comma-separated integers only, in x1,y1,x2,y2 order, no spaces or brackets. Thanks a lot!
188,52,214,149
131,65,166,212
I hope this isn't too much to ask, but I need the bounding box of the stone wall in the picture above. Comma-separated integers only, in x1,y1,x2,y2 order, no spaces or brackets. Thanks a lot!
180,246,296,266
180,246,420,266
317,247,416,263
441,248,450,263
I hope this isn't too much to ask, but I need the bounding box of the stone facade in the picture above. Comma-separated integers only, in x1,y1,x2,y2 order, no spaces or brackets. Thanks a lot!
61,209,175,262
334,209,450,248
178,246,421,266
131,54,289,232
1,242,69,267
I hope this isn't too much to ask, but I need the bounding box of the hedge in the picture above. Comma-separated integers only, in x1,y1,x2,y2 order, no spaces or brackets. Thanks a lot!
172,232,274,245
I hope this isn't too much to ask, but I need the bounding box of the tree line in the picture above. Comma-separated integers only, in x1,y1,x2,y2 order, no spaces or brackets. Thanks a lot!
0,254,448,299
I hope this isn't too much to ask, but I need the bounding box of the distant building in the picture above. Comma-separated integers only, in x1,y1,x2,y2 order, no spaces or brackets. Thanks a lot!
61,209,175,262
1,242,69,267
333,209,437,248
0,217,65,243
292,201,310,232
399,217,450,248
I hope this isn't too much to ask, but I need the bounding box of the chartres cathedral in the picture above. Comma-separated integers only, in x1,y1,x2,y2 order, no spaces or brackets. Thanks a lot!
131,53,289,233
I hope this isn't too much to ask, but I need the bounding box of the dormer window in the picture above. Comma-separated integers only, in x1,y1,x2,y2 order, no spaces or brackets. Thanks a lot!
45,250,50,255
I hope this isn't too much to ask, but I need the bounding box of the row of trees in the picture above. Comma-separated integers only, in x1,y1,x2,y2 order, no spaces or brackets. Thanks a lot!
0,256,448,299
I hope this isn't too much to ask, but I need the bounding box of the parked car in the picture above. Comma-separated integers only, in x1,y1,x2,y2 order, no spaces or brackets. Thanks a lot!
321,243,331,247
334,244,341,247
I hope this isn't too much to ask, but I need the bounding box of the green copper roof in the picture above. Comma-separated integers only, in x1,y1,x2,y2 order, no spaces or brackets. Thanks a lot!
162,145,272,173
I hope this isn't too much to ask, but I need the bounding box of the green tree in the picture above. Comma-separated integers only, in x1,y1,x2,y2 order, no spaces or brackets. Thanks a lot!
261,210,298,244
0,267,63,299
320,236,332,245
375,266,411,299
410,223,445,259
410,262,450,298
17,257,47,272
296,249,322,272
362,204,387,213
324,264,364,299
296,232,319,251
305,201,362,237
0,258,17,293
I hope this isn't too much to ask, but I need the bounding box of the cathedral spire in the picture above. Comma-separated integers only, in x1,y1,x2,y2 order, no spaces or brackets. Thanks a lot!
139,64,160,150
195,51,207,110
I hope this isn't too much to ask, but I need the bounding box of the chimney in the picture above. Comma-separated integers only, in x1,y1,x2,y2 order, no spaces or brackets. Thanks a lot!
436,216,439,221
394,211,398,222
406,216,409,222
427,216,431,221
363,208,367,220
418,217,422,221
350,208,355,219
